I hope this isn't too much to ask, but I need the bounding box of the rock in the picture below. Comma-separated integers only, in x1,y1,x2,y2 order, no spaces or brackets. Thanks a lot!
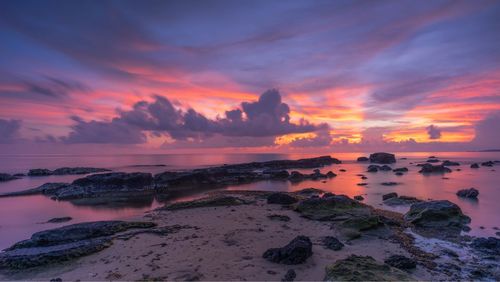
47,217,72,223
326,171,336,178
52,167,111,175
339,169,346,172
267,193,298,205
354,195,364,201
361,176,368,179
418,164,452,174
267,214,291,222
470,163,480,168
395,172,404,176
357,157,369,162
163,196,250,210
324,255,412,281
481,161,494,167
294,188,324,196
393,167,408,172
384,196,422,206
382,192,398,201
282,269,296,281
404,200,471,229
384,255,417,270
341,215,381,231
456,188,479,198
357,183,368,186
367,165,379,173
442,160,460,166
263,236,313,265
381,182,399,186
379,165,392,171
369,152,396,164
263,169,290,179
0,173,19,182
28,169,53,176
426,159,440,163
0,183,70,198
470,237,500,256
294,195,370,221
322,236,344,251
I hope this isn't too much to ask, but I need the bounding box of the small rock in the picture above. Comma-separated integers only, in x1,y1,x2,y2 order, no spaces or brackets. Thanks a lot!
456,188,479,199
442,160,460,166
418,164,452,174
267,214,291,222
381,182,399,186
322,236,344,251
481,161,494,167
393,167,409,173
263,236,313,265
47,217,73,223
470,163,479,168
357,157,369,162
282,269,296,282
326,171,336,178
357,183,368,186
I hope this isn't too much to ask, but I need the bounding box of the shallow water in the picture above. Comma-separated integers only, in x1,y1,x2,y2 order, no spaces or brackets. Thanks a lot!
0,152,499,250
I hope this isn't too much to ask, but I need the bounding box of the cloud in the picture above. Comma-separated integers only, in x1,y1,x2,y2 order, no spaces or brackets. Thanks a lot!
471,111,500,149
426,124,442,140
64,89,327,144
0,118,22,143
288,130,332,148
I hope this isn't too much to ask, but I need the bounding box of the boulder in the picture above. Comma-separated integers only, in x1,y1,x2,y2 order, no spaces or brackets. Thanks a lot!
384,255,417,270
418,164,452,174
324,255,412,281
384,196,422,206
282,269,296,281
393,167,408,173
456,188,479,199
367,165,379,173
357,157,369,162
382,192,398,201
28,169,53,176
404,200,470,229
481,161,494,167
379,165,392,171
326,171,337,178
263,236,313,264
341,215,381,231
470,163,479,168
322,236,344,251
0,173,19,182
267,193,298,205
369,152,396,164
442,160,460,166
354,195,364,201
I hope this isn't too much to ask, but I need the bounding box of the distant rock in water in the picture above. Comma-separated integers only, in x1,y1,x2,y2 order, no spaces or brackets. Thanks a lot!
367,165,379,173
418,164,452,174
46,217,72,223
324,255,412,281
456,188,479,198
28,169,53,176
0,173,19,182
393,167,408,173
384,196,422,206
379,165,392,171
357,156,369,162
426,159,440,163
369,152,396,164
53,167,111,175
263,235,313,265
470,163,479,168
382,193,398,201
481,161,494,167
381,182,399,186
442,160,460,166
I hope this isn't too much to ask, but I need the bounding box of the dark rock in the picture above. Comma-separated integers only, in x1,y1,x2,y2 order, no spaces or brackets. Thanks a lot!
369,152,396,164
322,192,335,198
470,237,500,256
429,156,436,158
361,176,368,179
470,163,479,168
28,169,53,176
263,236,313,264
294,188,324,196
456,188,479,198
354,195,364,201
326,171,336,178
381,182,399,186
0,173,19,182
0,183,70,198
379,165,392,171
339,169,346,172
164,196,250,210
52,167,111,175
341,215,381,231
322,236,344,251
356,183,367,186
267,214,291,222
404,200,470,229
367,165,379,173
357,157,369,162
295,195,369,221
382,192,398,201
47,217,73,223
384,196,422,206
262,169,290,179
324,255,412,281
384,255,417,270
267,193,298,205
395,172,404,176
393,167,409,173
442,160,460,166
481,161,494,167
282,269,296,281
418,164,452,174
426,159,440,163
288,171,305,182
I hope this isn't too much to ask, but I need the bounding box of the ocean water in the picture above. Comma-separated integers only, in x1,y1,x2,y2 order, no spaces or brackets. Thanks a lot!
0,152,499,250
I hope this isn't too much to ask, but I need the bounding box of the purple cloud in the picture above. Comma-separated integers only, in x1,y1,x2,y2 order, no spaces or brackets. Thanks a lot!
0,118,22,143
427,124,442,140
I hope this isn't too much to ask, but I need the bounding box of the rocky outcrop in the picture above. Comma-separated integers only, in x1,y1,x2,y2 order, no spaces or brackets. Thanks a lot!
470,163,479,168
404,200,470,235
470,237,500,256
0,221,156,269
294,195,370,221
384,196,422,206
46,217,72,223
456,188,479,199
52,167,111,175
324,255,412,281
28,169,53,176
382,192,398,201
0,173,19,182
267,193,298,205
369,152,396,164
384,255,417,270
162,196,250,210
418,164,452,174
263,236,313,264
442,160,460,166
357,156,369,162
322,236,344,251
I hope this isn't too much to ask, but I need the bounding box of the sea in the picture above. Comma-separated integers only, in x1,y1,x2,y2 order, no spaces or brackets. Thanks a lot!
0,152,499,250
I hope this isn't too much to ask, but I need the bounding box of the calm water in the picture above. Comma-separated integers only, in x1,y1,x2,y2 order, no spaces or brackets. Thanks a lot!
0,152,499,250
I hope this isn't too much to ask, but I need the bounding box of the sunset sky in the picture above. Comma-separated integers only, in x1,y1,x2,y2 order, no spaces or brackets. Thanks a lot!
0,0,499,153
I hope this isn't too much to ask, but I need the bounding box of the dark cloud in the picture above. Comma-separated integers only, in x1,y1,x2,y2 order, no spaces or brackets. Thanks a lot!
426,124,442,140
64,89,327,144
0,118,22,143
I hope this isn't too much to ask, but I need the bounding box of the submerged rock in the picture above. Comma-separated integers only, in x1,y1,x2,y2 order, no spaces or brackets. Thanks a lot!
470,163,480,168
456,188,479,199
263,236,313,265
324,255,412,281
384,255,417,270
322,236,344,251
369,152,396,164
382,192,398,201
46,217,72,223
379,165,392,171
367,165,379,173
404,200,470,230
0,173,19,182
418,164,452,174
481,161,494,167
357,156,369,162
267,193,298,205
163,196,250,210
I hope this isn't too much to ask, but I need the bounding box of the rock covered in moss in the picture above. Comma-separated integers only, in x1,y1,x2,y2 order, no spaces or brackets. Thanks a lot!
324,255,412,281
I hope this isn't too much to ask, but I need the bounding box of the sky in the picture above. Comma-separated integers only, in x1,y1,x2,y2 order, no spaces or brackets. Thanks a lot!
0,0,499,153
